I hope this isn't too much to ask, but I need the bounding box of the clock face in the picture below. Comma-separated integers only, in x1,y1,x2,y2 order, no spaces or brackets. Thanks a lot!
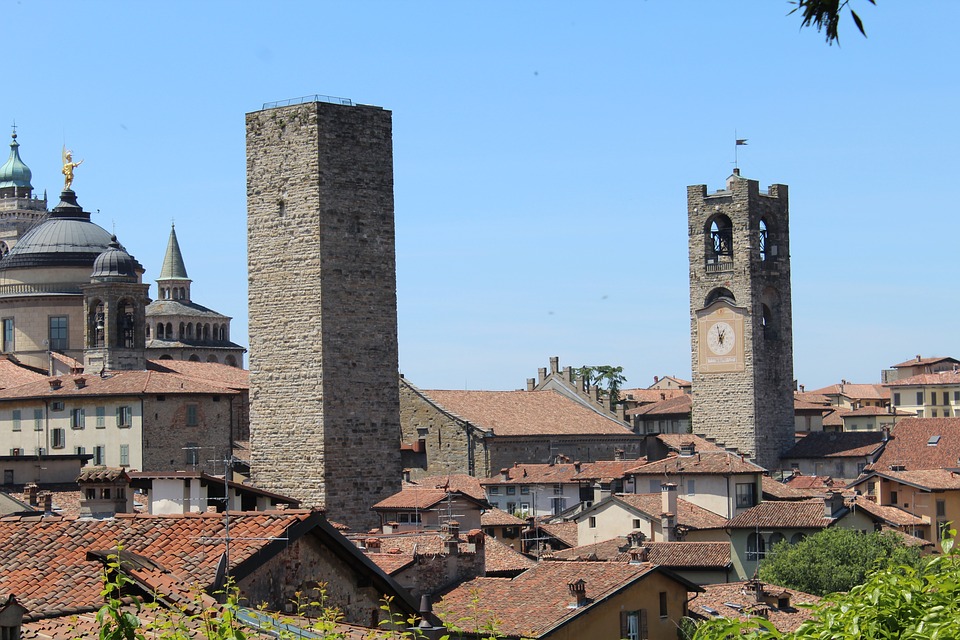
706,321,735,355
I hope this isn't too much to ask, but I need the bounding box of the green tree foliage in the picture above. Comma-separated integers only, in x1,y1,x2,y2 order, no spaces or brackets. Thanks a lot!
692,533,960,640
789,0,876,45
575,365,627,405
758,527,923,596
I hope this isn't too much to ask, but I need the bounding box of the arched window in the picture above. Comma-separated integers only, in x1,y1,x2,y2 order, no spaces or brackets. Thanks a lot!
790,532,806,545
179,322,185,340
212,323,219,341
145,324,151,339
768,532,786,551
705,215,733,271
705,287,736,307
760,287,780,340
203,324,210,341
0,241,9,257
180,287,186,300
166,322,173,339
156,323,164,340
207,355,219,363
88,300,105,348
189,354,201,362
187,323,194,339
225,355,237,367
747,532,766,561
117,299,136,348
159,354,173,360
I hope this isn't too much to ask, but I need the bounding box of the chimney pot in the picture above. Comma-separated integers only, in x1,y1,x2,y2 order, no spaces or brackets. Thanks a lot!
526,378,535,391
549,357,559,374
48,378,62,390
653,375,659,383
567,579,587,607
538,367,547,383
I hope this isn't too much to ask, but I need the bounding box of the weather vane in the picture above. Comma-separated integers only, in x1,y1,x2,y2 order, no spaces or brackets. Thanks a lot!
734,134,748,170
61,146,84,191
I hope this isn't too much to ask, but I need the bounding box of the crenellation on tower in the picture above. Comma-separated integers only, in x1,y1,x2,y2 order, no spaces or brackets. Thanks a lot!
688,170,794,471
246,99,401,530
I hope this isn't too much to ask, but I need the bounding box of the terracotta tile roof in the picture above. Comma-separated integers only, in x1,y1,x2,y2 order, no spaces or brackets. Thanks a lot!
822,409,843,427
761,476,814,501
872,468,960,490
480,462,580,486
0,357,46,389
794,399,831,411
883,527,936,549
804,383,889,400
417,388,633,437
886,370,960,387
794,392,831,405
552,538,731,568
839,406,911,417
0,511,317,614
727,499,840,529
690,581,820,633
372,488,453,510
627,393,691,417
484,535,537,574
783,431,885,459
0,371,238,401
612,494,728,530
365,551,416,575
361,531,480,557
619,388,685,404
146,359,249,390
481,507,525,527
891,356,959,369
538,521,578,548
627,451,763,476
437,561,670,638
77,467,130,482
654,433,726,453
874,418,960,471
850,499,925,526
782,474,845,492
412,474,486,501
571,459,641,482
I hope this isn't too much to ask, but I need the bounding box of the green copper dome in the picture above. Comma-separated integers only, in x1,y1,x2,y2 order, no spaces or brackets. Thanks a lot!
0,130,32,191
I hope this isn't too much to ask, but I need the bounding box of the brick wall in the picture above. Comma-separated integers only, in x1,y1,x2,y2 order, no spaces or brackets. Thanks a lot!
247,100,401,530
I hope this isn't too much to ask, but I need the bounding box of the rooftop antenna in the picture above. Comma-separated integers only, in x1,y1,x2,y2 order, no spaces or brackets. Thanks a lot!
734,132,748,171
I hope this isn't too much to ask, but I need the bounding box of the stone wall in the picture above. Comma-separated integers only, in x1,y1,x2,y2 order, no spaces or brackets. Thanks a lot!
247,100,401,530
141,393,234,473
687,173,795,471
488,436,642,473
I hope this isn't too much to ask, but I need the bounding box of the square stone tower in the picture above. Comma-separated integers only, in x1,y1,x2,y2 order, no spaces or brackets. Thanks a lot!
687,170,795,471
246,98,401,530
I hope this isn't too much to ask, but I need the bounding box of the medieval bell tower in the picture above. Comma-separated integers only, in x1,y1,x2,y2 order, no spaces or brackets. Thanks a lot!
687,169,794,471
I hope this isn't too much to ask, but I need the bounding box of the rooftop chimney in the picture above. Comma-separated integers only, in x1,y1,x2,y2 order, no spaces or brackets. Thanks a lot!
365,537,381,552
679,441,696,457
526,378,536,391
549,357,559,374
881,426,890,442
824,491,845,518
41,493,52,514
25,484,38,507
567,579,588,608
653,375,659,384
574,460,582,473
446,520,460,555
500,468,510,481
74,377,86,389
628,546,650,564
402,469,411,483
614,448,624,461
538,367,547,383
48,379,62,390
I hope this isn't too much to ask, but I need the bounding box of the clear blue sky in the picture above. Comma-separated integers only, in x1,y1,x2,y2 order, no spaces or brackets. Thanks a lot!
6,2,957,391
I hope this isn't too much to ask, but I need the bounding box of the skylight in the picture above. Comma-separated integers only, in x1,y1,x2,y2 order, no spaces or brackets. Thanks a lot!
928,435,942,446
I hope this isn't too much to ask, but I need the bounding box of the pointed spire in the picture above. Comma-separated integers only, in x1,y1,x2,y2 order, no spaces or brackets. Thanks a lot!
158,224,189,280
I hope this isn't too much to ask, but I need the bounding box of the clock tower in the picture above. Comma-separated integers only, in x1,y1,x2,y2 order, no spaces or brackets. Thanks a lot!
688,169,794,471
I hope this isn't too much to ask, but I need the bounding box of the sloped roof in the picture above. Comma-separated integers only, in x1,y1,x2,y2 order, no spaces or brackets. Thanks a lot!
146,359,249,389
761,476,814,501
0,371,238,401
484,535,537,574
415,388,634,437
891,356,959,369
887,370,960,387
627,451,763,476
873,418,960,471
611,494,728,530
481,462,580,486
619,388,685,404
726,499,840,529
372,488,458,511
850,499,926,526
158,224,189,280
538,521,578,548
654,433,726,453
412,474,486,501
481,507,525,527
627,393,691,417
572,459,641,482
438,561,694,638
869,468,960,491
0,357,45,389
552,538,731,568
690,581,820,633
0,511,316,613
783,431,885,459
804,383,889,401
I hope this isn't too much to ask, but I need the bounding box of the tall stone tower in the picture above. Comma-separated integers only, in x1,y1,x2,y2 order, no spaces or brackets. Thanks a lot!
246,98,401,530
687,169,794,471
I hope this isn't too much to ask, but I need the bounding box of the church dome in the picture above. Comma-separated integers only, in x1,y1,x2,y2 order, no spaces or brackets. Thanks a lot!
91,236,139,280
0,131,32,191
0,190,141,271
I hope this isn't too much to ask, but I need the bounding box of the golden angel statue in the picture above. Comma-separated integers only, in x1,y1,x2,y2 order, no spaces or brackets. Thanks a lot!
62,146,84,191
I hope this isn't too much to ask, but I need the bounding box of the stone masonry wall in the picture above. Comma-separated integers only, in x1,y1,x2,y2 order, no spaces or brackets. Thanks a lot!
687,174,795,471
247,101,401,530
141,393,234,473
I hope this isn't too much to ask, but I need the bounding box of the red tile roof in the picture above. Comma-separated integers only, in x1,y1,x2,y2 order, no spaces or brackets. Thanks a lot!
804,383,889,401
552,538,731,568
437,561,672,638
0,511,316,613
872,468,960,491
365,552,416,575
412,474,486,501
794,399,831,411
612,494,728,530
627,451,763,476
690,581,820,633
627,393,691,417
782,474,846,492
481,462,580,486
891,356,959,369
619,388,685,404
538,521,578,548
654,433,726,453
0,357,45,389
571,459,641,482
372,488,456,510
839,406,911,417
783,431,885,459
726,499,841,529
146,359,249,390
822,410,843,427
0,371,239,400
484,535,537,574
886,370,960,387
481,507,525,527
416,389,633,437
794,392,831,405
761,476,814,501
849,499,925,526
874,418,960,471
